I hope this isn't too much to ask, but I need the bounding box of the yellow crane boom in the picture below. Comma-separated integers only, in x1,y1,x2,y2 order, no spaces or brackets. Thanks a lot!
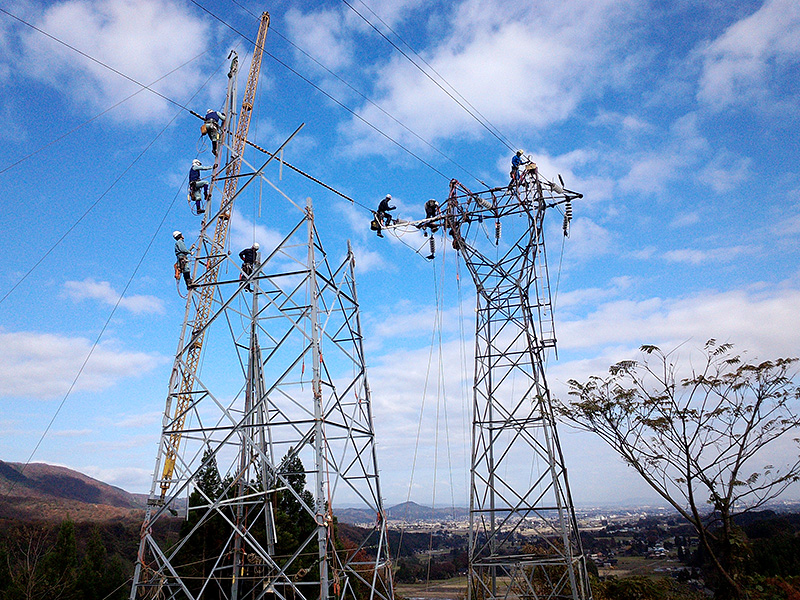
159,12,270,500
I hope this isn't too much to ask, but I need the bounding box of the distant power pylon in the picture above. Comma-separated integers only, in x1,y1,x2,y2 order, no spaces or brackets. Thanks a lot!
444,168,592,600
130,14,393,600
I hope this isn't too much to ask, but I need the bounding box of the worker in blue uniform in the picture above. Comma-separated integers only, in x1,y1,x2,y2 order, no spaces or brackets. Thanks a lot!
188,159,213,214
173,231,193,288
203,109,226,154
511,150,524,184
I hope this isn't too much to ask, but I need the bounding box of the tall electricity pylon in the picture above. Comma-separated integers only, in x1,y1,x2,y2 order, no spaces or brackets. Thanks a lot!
130,14,393,600
131,201,393,600
444,167,592,600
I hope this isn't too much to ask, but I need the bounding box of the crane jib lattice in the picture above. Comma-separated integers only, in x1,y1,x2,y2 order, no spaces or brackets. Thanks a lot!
159,12,271,500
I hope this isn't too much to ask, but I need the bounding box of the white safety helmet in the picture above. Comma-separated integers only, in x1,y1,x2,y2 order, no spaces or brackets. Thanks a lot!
253,242,260,250
173,230,182,239
192,158,201,167
206,108,214,114
516,149,524,156
385,194,392,200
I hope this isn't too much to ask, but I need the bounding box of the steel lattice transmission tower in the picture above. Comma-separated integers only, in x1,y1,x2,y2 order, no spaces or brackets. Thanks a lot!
444,166,592,600
131,204,394,600
130,15,394,600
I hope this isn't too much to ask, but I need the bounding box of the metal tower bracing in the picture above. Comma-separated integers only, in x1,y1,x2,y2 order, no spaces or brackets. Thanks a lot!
441,167,591,600
131,202,394,600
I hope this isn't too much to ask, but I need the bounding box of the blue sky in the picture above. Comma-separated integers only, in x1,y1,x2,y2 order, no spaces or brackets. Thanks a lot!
1,0,799,508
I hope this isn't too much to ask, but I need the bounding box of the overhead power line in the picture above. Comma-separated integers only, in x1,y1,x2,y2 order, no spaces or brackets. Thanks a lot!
3,106,190,495
339,0,517,154
0,50,208,176
351,0,518,152
223,0,487,185
188,0,452,181
0,8,196,115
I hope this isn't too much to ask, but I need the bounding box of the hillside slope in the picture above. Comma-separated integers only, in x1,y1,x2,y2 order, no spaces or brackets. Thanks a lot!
0,460,145,522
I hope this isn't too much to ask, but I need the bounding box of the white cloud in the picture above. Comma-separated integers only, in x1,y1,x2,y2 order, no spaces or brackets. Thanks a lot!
285,7,353,71
358,283,800,505
662,244,754,265
699,150,751,193
342,0,427,30
774,213,800,237
697,0,800,110
555,284,800,358
350,244,387,273
80,464,152,491
367,337,473,504
342,0,641,152
628,246,656,260
619,113,709,195
592,111,654,134
556,276,634,309
229,209,289,256
63,278,165,314
51,429,94,437
113,410,163,428
563,217,613,260
670,211,700,228
19,0,210,122
0,330,162,399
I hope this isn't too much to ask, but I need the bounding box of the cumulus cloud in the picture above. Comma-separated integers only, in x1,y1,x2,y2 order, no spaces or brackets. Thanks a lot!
63,278,165,314
51,429,94,437
341,0,641,152
556,276,634,309
343,0,427,30
699,150,751,193
697,0,800,110
592,111,655,135
0,330,162,399
361,282,800,502
555,285,800,358
18,0,210,122
350,244,387,273
619,113,709,195
662,244,755,265
362,284,800,504
563,217,613,261
669,211,700,228
285,7,354,71
229,209,290,256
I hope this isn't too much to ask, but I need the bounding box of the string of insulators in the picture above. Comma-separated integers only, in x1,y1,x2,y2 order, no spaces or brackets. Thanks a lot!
429,236,435,258
563,200,573,237
495,220,501,245
477,196,493,209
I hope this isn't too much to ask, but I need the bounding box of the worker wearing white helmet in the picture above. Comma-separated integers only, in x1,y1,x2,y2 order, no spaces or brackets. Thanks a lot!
173,231,193,288
374,194,396,238
239,242,260,292
188,159,213,214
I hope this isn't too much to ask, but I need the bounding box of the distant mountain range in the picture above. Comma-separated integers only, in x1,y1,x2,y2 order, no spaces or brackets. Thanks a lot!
0,460,470,524
0,460,146,522
335,501,469,524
